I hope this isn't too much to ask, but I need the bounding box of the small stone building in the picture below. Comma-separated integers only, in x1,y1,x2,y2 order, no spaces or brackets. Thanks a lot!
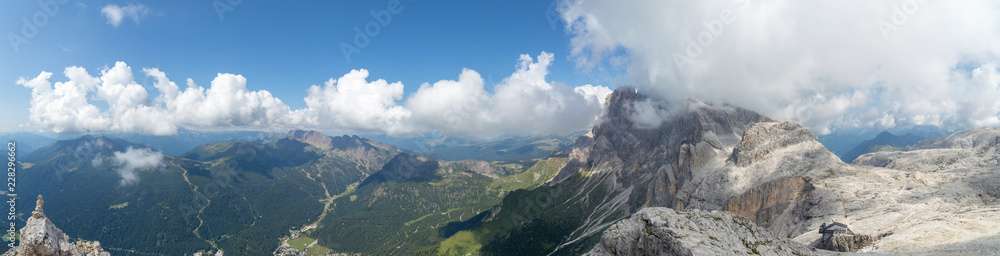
818,222,851,241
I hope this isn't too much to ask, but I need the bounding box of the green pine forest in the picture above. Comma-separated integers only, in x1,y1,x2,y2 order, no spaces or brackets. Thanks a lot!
12,132,582,255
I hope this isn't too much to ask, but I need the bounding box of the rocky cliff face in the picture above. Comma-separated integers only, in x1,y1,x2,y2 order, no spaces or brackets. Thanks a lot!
721,176,812,227
542,87,842,246
585,207,817,256
3,195,109,256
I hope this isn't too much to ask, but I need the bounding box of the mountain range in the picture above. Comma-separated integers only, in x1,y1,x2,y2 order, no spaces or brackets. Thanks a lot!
364,132,582,162
818,126,947,163
839,131,924,163
6,87,1000,255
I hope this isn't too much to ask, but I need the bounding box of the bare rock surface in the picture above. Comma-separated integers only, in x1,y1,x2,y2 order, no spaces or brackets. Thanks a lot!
585,207,818,256
821,127,1000,254
3,195,110,256
543,88,1000,255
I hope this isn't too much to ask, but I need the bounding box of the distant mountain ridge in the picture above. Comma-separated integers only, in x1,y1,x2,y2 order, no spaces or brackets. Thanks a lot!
819,125,946,163
1,132,57,156
840,131,924,163
7,127,577,163
365,132,582,162
103,127,283,155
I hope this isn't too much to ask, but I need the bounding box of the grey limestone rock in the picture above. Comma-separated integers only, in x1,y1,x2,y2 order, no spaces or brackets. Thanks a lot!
585,207,816,256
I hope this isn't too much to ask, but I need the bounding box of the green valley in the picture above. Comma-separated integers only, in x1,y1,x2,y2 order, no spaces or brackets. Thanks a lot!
15,130,571,256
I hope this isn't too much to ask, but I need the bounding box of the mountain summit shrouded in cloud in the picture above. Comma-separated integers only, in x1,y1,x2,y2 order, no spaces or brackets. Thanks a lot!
558,0,1000,134
18,52,611,136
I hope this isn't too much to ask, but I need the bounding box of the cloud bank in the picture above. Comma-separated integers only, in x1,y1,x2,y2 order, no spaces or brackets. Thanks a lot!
559,0,1000,134
101,3,148,27
405,52,612,134
18,52,611,136
112,147,164,185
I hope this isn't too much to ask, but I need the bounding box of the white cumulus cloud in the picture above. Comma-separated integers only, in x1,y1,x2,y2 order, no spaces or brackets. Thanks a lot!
19,62,294,135
405,52,611,135
112,147,164,185
299,69,414,135
101,3,148,27
558,0,1000,134
145,68,296,129
18,53,612,137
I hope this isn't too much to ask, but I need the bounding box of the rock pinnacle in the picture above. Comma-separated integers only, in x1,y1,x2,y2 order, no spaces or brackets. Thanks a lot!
31,195,44,219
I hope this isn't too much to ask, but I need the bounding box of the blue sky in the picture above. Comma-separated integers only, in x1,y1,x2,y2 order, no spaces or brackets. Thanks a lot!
1,0,615,133
5,1,999,137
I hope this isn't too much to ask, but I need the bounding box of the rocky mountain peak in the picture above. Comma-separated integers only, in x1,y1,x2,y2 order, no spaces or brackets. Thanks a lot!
288,130,336,150
552,87,786,192
287,129,390,152
3,195,110,256
873,130,895,140
602,87,646,125
729,121,819,167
